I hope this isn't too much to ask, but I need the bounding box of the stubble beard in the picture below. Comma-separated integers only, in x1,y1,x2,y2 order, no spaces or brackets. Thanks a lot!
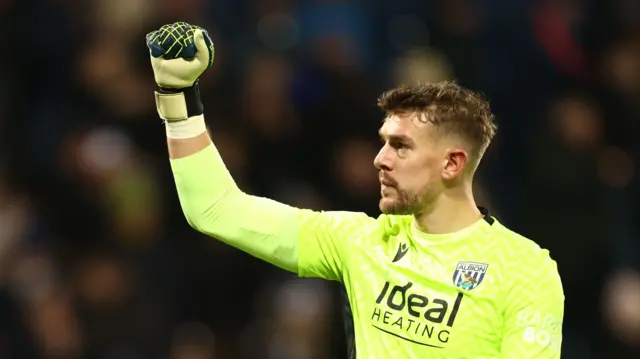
379,184,437,215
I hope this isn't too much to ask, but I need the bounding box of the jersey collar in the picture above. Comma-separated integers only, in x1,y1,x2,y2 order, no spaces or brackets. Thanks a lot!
409,207,495,242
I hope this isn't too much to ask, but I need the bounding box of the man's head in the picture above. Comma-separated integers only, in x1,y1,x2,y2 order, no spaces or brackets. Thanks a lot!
374,81,497,215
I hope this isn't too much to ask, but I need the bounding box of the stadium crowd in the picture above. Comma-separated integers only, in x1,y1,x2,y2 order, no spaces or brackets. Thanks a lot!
0,0,639,358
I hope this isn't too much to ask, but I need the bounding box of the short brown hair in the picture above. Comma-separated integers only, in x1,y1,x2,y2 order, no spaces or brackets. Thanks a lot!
377,81,497,165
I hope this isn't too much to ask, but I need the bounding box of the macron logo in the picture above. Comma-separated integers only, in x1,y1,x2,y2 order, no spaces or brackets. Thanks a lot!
392,243,409,262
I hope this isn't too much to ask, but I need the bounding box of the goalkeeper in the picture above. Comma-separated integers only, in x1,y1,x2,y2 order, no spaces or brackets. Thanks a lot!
147,22,564,359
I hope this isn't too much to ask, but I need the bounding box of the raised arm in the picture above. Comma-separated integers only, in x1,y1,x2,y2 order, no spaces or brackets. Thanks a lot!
146,22,373,279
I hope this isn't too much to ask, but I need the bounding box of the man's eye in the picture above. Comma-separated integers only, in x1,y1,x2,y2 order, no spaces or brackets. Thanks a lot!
391,142,407,150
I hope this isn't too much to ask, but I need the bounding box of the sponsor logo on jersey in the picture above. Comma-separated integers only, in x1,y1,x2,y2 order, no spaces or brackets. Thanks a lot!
452,261,488,291
371,280,463,348
392,242,409,263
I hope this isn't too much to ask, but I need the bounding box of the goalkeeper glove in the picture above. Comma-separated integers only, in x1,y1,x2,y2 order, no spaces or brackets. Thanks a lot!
146,22,214,133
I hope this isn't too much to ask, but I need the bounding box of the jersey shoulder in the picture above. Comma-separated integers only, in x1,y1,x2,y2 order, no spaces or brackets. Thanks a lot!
491,221,554,260
490,220,560,281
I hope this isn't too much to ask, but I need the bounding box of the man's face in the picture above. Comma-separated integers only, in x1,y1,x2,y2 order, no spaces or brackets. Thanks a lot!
374,112,445,215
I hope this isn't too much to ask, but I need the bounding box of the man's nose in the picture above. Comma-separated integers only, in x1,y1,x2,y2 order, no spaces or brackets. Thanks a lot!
374,147,392,171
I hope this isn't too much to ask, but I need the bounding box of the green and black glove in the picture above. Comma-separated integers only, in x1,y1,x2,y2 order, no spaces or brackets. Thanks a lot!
146,22,214,122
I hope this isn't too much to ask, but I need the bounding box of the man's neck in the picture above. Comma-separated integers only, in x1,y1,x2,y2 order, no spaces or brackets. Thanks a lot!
414,191,482,235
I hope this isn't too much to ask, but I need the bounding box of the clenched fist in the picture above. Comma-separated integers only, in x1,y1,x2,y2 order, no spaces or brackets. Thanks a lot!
146,22,214,122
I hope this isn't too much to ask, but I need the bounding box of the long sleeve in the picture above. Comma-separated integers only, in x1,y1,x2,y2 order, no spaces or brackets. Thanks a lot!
169,144,374,279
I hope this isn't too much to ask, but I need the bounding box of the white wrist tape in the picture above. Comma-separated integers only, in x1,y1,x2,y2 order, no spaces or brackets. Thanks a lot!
165,115,207,139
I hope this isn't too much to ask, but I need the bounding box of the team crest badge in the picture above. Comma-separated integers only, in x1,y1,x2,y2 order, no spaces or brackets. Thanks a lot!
453,261,489,291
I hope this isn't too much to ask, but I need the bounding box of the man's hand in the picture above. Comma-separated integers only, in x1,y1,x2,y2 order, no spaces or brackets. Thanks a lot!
146,22,214,89
146,22,215,156
146,22,214,124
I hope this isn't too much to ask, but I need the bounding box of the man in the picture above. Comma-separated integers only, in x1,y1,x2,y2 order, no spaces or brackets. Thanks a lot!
147,22,564,358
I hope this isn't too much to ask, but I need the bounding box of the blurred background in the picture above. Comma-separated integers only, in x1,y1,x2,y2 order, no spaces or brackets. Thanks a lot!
0,0,640,358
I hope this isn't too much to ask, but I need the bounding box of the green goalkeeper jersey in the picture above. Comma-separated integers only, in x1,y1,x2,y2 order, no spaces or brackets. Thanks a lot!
171,145,564,359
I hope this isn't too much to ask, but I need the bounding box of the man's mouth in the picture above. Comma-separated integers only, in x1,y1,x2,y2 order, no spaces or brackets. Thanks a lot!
379,174,395,187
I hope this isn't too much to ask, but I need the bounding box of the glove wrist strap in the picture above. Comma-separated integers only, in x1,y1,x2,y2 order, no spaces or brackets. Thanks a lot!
155,81,203,121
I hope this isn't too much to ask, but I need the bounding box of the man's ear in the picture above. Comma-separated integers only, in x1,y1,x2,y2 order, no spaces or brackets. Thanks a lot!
442,148,468,180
